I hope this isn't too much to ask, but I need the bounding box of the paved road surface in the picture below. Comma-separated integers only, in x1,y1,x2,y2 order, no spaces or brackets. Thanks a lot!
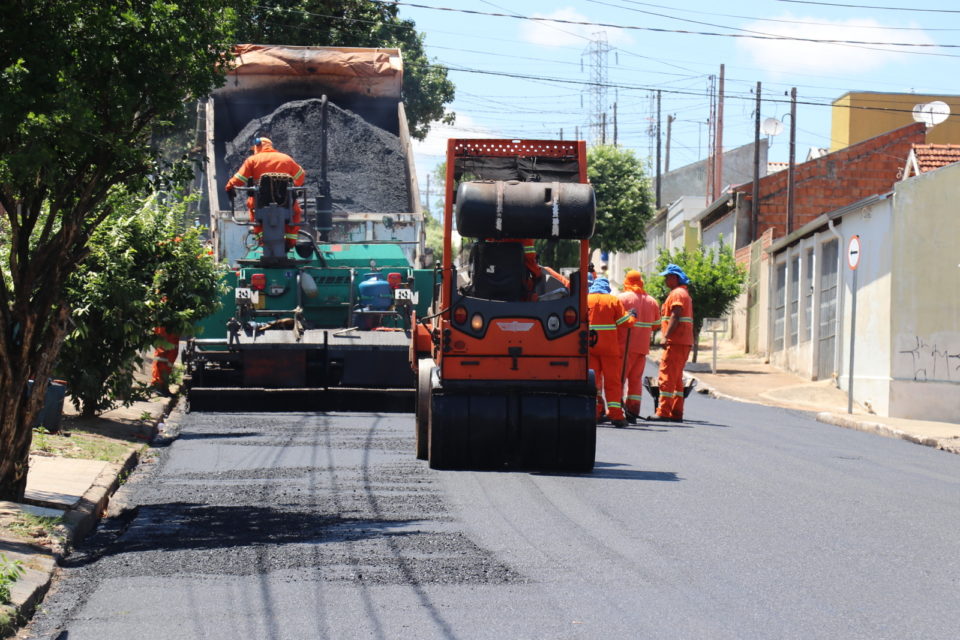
23,390,960,639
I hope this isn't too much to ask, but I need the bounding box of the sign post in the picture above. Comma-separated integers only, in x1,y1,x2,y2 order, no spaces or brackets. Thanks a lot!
846,235,861,414
702,317,728,374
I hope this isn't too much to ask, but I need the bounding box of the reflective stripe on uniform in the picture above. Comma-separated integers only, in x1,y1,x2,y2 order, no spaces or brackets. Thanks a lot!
590,324,617,330
292,168,304,181
616,314,632,325
284,233,299,240
626,394,643,401
233,173,250,184
607,402,622,409
680,317,693,323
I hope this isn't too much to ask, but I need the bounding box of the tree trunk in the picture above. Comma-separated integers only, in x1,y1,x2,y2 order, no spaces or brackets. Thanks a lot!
0,374,39,501
0,305,70,502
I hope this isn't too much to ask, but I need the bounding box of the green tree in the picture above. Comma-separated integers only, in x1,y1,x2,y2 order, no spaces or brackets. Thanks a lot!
55,193,225,417
648,241,747,362
233,1,455,140
586,145,656,253
0,2,236,501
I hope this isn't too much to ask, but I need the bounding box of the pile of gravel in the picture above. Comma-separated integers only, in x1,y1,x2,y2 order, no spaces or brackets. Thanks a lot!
225,98,410,214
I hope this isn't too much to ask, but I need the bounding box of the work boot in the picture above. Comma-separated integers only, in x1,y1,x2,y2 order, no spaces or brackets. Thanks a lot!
624,409,639,425
611,418,628,428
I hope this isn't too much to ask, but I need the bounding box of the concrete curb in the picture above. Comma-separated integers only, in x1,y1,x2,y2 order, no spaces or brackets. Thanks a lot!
815,412,960,455
695,380,765,407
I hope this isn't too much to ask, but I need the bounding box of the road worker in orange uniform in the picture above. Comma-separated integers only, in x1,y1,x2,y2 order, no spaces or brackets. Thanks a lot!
651,264,694,422
617,270,660,421
587,277,635,427
150,327,180,397
225,137,306,250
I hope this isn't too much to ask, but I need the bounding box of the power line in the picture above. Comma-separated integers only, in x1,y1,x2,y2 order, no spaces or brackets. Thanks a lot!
438,62,960,120
776,0,960,12
612,0,960,31
375,0,960,50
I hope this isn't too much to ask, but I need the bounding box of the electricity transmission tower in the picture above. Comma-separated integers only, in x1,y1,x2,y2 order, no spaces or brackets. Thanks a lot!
581,32,612,145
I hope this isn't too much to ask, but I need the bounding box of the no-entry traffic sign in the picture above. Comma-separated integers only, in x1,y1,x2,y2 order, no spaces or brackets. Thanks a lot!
847,235,861,271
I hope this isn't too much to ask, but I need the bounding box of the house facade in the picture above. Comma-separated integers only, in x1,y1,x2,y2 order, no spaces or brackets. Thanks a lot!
765,161,960,423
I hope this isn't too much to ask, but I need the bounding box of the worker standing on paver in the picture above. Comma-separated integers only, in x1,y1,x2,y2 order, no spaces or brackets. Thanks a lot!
651,264,694,422
225,136,306,250
587,276,635,427
617,270,660,422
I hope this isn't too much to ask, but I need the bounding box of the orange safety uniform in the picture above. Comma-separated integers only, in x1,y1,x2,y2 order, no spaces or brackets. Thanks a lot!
225,138,306,250
587,279,635,421
150,327,180,390
617,271,660,418
657,281,694,420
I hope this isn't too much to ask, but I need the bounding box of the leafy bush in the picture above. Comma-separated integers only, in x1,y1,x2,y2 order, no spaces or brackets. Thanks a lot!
0,553,24,604
54,191,225,416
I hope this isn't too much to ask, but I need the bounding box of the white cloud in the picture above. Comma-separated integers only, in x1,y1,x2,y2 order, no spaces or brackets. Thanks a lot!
519,7,632,48
412,113,493,190
738,16,937,76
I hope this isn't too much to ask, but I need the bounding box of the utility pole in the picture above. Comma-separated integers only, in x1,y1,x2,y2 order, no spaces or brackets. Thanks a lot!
787,87,797,235
665,114,675,173
601,112,607,145
575,125,580,141
613,102,618,147
559,128,564,140
656,90,662,209
713,64,725,202
752,82,761,243
706,75,717,203
425,173,431,218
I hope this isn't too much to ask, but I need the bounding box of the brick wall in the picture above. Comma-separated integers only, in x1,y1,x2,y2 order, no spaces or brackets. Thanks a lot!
736,122,925,240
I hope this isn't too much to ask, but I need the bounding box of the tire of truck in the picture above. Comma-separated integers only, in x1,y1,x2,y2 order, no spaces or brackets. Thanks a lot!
415,358,435,460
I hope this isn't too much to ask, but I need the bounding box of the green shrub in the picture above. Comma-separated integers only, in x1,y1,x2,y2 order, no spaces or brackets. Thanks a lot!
0,553,24,604
55,191,225,416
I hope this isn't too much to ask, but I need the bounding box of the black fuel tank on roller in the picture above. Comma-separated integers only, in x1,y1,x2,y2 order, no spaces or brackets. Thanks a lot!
455,180,596,240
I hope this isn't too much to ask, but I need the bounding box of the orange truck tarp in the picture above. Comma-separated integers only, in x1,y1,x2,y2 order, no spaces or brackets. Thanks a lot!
225,44,403,98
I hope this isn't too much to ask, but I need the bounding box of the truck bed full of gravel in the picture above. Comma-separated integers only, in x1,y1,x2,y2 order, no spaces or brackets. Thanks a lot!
225,98,410,214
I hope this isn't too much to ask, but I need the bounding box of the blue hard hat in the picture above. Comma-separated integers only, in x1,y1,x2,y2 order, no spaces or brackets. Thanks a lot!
659,263,690,285
588,277,611,294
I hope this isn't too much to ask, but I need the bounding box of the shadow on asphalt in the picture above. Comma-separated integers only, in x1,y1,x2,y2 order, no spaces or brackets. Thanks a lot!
536,462,680,482
174,431,264,441
61,503,423,567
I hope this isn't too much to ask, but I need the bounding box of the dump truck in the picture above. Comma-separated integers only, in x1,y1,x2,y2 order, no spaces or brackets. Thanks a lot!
184,45,434,412
410,139,598,471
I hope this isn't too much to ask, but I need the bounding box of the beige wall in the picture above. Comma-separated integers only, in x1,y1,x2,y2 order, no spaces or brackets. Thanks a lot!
889,162,960,422
831,92,960,151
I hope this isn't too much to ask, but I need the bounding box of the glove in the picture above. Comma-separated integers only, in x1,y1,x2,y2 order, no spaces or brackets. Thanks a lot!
227,188,236,204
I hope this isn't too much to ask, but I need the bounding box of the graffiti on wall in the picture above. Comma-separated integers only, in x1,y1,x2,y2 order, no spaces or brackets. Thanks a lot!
897,335,960,382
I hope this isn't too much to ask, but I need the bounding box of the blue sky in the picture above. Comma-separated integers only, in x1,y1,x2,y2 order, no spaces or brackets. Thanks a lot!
395,0,960,196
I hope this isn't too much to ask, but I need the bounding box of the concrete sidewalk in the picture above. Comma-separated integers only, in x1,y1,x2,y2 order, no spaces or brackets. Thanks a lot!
669,341,960,456
0,393,175,636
